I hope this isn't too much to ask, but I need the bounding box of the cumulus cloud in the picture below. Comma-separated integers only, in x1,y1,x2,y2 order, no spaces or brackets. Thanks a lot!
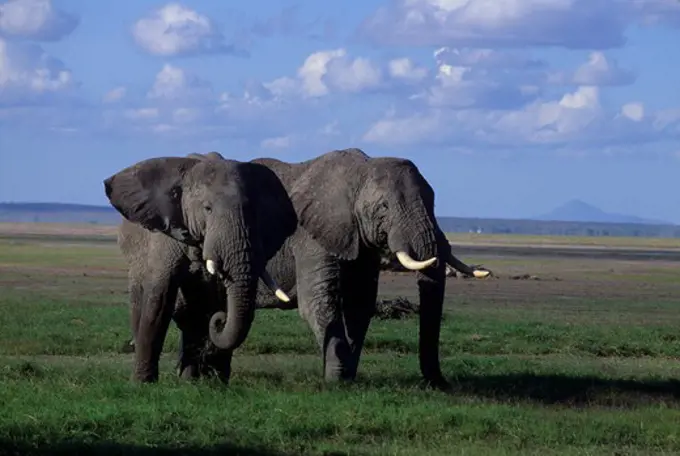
621,102,644,122
549,51,635,86
0,0,78,41
297,48,349,97
0,38,74,104
363,85,680,149
401,46,544,109
358,0,680,49
388,57,428,82
147,63,213,102
132,3,247,57
264,48,429,98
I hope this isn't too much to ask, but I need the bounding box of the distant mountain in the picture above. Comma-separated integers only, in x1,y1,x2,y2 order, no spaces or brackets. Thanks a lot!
534,199,672,225
0,202,120,224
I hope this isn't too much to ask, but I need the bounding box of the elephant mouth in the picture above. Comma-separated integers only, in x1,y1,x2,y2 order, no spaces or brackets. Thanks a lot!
204,259,291,303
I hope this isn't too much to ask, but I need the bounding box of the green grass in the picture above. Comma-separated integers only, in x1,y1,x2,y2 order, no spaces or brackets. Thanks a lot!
2,236,680,455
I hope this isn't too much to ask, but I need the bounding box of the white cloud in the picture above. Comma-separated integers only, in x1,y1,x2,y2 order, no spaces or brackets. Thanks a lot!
388,57,428,82
103,86,126,103
0,38,74,104
132,3,246,57
621,102,644,122
324,55,383,93
408,47,543,109
434,47,546,70
267,49,431,98
0,0,78,41
358,0,680,49
363,86,680,149
147,63,212,102
297,48,347,97
549,52,635,86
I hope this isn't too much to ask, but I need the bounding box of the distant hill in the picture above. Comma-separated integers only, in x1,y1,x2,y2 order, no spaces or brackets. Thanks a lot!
0,202,121,225
533,199,671,225
1,202,679,238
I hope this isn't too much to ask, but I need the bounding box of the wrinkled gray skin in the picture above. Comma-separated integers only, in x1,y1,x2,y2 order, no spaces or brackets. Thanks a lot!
105,153,296,383
125,148,489,389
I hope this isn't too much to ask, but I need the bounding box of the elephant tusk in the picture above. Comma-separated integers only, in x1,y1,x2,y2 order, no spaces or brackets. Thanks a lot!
206,259,218,275
395,251,438,270
446,248,491,278
473,269,491,278
261,270,291,303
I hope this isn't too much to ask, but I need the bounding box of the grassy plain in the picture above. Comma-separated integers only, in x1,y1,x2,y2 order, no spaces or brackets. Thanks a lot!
1,223,680,455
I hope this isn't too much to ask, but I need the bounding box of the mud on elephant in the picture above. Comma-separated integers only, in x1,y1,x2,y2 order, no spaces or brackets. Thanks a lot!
104,152,296,383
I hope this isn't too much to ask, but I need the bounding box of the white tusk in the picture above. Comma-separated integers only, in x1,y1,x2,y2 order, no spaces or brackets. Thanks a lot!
395,251,438,271
206,259,217,275
261,270,291,303
446,247,492,278
275,289,291,303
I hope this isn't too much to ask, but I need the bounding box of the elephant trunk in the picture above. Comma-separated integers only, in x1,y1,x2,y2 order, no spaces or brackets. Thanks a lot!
415,227,450,388
209,275,257,350
202,221,259,351
389,209,448,387
416,260,447,387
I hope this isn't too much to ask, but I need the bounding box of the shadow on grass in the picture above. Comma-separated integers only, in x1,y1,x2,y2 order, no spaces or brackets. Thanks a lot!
0,439,293,456
446,373,680,406
364,372,680,407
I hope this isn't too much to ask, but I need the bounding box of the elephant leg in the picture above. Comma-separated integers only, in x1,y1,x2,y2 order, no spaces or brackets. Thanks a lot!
174,277,232,383
296,255,353,382
173,290,204,380
123,277,143,354
133,275,179,383
341,256,380,379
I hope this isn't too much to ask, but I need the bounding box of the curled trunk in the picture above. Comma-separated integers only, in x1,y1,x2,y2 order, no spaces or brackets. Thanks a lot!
209,277,257,350
202,221,260,352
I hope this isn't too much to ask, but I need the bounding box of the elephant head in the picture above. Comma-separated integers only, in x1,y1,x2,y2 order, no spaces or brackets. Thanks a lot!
289,148,489,387
104,155,296,352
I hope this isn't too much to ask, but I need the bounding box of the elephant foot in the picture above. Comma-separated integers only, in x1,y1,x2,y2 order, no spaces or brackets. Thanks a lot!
422,375,452,392
120,338,136,354
131,370,159,383
323,339,355,383
177,363,201,381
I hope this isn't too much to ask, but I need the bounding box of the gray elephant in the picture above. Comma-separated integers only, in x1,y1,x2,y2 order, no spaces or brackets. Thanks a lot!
104,153,296,383
166,148,490,389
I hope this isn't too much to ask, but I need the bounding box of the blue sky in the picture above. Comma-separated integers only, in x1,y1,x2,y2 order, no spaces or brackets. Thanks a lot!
1,0,679,222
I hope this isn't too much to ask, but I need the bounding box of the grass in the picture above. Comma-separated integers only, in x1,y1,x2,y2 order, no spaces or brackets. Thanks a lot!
1,232,680,455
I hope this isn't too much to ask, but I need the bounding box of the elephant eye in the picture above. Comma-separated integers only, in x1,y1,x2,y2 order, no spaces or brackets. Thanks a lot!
204,205,212,214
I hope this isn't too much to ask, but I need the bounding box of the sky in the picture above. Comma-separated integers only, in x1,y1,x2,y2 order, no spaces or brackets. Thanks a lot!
1,0,680,222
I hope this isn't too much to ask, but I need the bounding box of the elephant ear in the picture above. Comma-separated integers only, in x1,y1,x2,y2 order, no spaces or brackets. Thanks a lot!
288,164,360,261
245,163,298,261
103,157,198,243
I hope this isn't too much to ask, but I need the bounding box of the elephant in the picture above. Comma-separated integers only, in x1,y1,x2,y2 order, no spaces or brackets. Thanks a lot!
159,148,491,389
104,152,297,383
